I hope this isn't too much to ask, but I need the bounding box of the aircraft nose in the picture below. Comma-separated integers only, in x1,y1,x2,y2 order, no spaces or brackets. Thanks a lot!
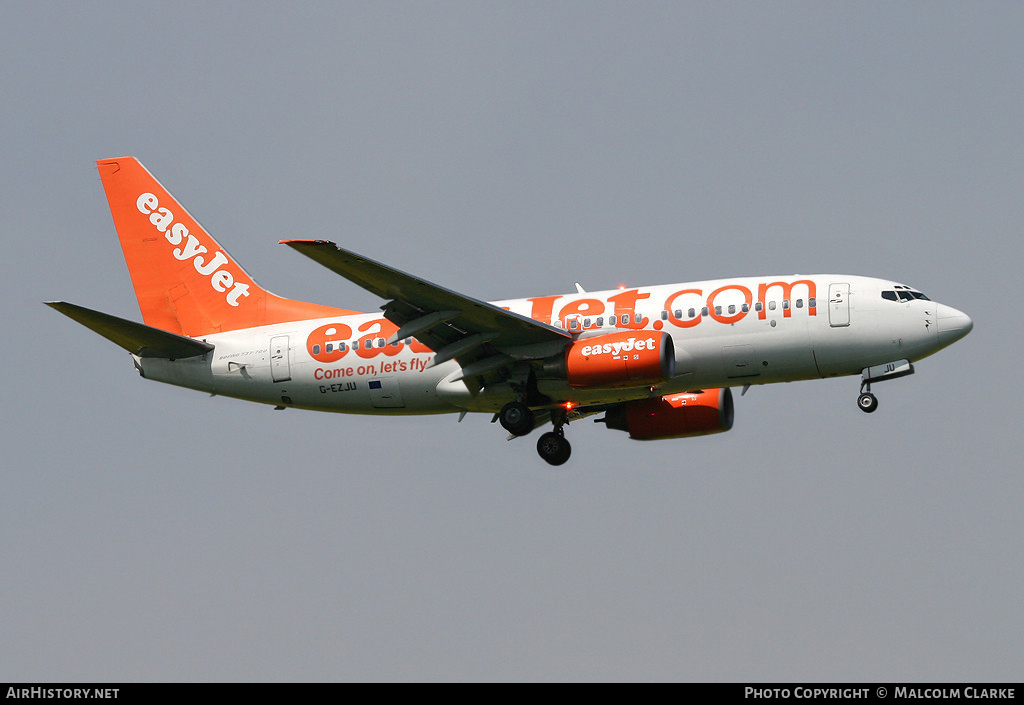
936,303,973,345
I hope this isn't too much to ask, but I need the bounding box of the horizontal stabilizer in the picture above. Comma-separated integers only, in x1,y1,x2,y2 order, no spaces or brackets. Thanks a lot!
45,301,214,359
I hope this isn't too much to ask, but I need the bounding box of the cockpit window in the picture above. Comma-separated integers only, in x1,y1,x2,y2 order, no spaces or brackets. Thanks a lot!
882,288,930,302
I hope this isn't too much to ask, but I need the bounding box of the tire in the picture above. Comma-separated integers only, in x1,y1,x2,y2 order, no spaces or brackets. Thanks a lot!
858,393,878,413
499,401,535,436
537,431,571,466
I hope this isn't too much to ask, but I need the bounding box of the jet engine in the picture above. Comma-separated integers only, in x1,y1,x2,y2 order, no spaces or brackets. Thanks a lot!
600,388,734,440
545,331,675,388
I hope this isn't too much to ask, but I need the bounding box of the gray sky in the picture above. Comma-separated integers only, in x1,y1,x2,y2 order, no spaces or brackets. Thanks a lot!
2,2,1021,681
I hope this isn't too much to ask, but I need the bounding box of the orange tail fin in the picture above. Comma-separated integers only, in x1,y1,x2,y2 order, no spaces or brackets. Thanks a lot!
97,157,358,336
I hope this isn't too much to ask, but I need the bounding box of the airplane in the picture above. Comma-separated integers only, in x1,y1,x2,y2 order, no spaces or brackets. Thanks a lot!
47,157,974,465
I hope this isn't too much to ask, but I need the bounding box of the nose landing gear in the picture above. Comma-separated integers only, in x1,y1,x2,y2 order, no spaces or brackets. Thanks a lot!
856,359,914,413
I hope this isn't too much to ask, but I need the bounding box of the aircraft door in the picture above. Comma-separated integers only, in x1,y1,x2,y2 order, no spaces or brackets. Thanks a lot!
270,335,291,382
829,283,850,327
369,377,405,408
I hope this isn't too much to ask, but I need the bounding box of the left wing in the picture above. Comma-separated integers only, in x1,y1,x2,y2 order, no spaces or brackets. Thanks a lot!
281,240,572,380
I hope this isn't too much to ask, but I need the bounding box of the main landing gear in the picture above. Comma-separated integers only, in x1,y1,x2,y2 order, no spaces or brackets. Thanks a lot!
499,401,535,436
498,400,572,465
536,405,571,466
537,429,571,466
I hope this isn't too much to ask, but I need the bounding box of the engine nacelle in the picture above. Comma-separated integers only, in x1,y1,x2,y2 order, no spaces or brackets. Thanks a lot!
556,331,675,389
602,388,734,440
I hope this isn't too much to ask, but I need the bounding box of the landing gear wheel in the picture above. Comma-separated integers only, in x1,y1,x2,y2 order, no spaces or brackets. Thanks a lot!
499,401,535,436
858,392,879,413
537,431,572,466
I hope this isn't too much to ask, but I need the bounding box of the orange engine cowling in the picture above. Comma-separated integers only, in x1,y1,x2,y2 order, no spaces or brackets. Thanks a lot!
602,388,734,440
563,331,675,388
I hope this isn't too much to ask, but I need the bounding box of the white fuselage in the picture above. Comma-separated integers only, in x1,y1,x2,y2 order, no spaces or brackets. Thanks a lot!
136,274,970,415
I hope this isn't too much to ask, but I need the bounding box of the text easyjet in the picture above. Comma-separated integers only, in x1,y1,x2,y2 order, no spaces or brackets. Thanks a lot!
579,337,656,357
136,192,250,306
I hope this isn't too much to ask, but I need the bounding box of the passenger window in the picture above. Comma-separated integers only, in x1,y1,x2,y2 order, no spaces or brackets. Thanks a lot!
352,340,360,350
796,299,803,309
755,302,763,312
584,317,591,328
728,304,736,314
377,338,386,348
715,306,722,315
687,308,695,318
660,310,668,321
339,342,347,351
634,313,642,324
742,303,750,313
326,343,334,353
701,307,709,316
596,316,604,327
809,298,816,308
675,309,683,319
312,344,321,355
769,301,776,311
570,319,579,330
783,300,790,310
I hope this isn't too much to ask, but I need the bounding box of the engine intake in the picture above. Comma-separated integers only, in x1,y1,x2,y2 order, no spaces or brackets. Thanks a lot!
602,388,734,440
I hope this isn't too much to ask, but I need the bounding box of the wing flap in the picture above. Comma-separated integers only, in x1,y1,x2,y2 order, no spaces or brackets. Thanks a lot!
46,301,214,359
